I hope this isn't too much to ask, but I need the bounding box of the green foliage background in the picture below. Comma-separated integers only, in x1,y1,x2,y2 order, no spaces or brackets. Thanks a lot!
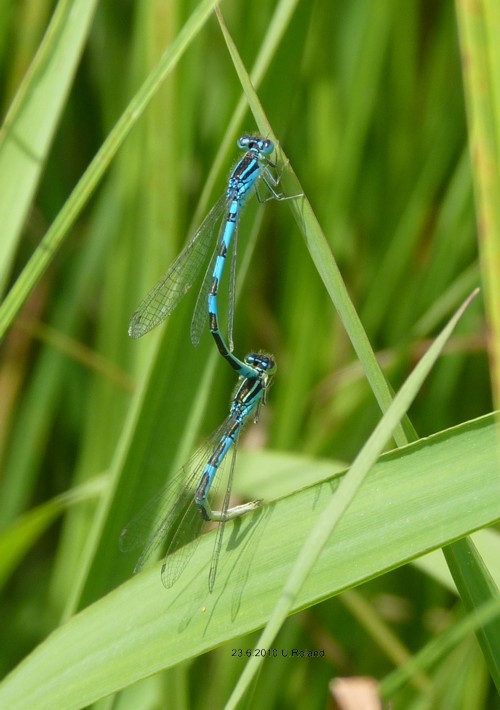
0,1,499,708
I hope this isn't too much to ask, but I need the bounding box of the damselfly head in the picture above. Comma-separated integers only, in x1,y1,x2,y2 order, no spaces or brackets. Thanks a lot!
237,135,274,155
244,352,277,376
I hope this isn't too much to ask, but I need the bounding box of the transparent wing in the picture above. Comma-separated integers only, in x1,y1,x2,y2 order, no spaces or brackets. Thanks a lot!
160,496,205,588
120,413,238,586
119,417,230,565
119,472,200,574
207,435,239,592
128,195,228,339
190,210,240,350
190,238,219,347
160,425,242,589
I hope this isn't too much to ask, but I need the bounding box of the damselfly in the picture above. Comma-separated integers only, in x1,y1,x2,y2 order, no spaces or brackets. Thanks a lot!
120,352,276,592
129,136,290,372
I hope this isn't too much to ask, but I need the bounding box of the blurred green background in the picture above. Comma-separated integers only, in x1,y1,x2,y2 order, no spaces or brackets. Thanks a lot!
0,1,498,708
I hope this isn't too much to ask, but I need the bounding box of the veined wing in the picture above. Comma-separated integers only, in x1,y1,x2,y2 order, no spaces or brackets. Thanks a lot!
119,414,234,578
128,195,228,338
190,234,220,348
160,419,243,589
207,431,240,592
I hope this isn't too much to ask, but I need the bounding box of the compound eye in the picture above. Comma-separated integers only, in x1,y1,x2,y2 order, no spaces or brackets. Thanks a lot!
261,139,274,154
237,135,252,149
244,352,276,374
265,356,277,373
244,352,258,366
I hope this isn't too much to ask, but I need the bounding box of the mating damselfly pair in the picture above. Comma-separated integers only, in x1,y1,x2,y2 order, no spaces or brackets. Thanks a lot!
121,135,298,591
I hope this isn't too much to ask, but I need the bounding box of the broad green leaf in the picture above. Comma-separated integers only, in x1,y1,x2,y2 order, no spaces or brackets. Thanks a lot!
0,410,498,709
